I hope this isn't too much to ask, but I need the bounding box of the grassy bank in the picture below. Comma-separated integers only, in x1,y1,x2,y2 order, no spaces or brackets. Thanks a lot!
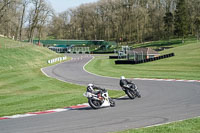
0,38,124,117
115,117,200,133
85,42,200,80
131,37,198,49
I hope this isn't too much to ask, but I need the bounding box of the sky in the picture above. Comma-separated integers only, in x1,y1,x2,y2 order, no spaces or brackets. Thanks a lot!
48,0,99,13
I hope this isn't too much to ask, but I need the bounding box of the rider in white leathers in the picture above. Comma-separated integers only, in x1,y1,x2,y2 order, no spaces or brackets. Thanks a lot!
87,84,106,95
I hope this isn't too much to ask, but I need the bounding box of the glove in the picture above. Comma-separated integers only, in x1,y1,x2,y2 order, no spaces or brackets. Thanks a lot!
124,85,129,88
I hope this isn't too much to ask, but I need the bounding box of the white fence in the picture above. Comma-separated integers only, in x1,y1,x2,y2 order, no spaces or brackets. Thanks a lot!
47,56,67,64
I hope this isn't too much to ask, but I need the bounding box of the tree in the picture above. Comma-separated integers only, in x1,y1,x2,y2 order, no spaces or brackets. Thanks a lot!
19,0,30,41
174,0,189,43
27,0,51,42
164,11,173,40
0,0,22,39
0,0,15,22
194,17,200,41
47,0,200,44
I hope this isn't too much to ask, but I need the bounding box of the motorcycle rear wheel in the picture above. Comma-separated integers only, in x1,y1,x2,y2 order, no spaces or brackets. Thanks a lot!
88,98,102,109
125,89,136,99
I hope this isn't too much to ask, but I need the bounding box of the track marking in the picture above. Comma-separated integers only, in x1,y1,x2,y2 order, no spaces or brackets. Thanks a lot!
138,116,200,129
0,103,89,120
83,57,200,83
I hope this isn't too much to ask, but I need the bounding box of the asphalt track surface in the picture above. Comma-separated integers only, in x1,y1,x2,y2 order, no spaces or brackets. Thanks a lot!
1,54,200,133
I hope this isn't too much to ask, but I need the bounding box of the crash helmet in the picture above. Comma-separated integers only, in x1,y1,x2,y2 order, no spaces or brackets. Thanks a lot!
87,84,94,92
120,76,125,80
88,84,94,87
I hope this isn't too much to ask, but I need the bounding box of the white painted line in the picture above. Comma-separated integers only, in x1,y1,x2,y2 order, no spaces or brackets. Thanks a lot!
77,103,89,106
154,79,165,81
41,68,51,78
48,109,68,112
185,80,197,82
6,114,37,119
143,116,200,129
83,57,200,83
83,56,118,80
174,80,184,82
165,79,176,82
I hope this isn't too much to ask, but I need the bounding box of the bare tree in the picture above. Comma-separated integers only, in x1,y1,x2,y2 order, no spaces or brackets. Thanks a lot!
0,0,15,22
47,0,200,44
19,0,29,41
0,0,22,39
27,0,51,42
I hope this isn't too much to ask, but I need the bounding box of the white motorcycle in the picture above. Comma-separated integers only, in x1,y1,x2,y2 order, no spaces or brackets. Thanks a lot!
83,89,115,109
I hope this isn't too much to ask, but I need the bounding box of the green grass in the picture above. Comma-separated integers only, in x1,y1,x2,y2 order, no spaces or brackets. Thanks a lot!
0,37,124,117
85,42,200,80
131,37,198,49
115,117,200,133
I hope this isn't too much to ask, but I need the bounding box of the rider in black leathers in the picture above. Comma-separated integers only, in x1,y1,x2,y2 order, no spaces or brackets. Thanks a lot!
120,76,135,90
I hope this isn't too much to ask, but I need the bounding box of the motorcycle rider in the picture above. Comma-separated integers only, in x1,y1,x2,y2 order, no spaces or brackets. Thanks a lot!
87,84,106,96
85,84,115,109
120,76,135,90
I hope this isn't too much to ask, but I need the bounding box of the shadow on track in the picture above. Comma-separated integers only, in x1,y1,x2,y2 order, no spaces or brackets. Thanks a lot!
69,97,140,111
114,97,131,100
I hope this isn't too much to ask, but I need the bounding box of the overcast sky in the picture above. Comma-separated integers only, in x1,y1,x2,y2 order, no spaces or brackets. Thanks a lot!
48,0,99,13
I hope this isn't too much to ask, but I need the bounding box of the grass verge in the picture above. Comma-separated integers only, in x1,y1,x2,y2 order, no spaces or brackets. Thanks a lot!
0,38,124,117
85,42,200,80
131,37,198,49
115,117,200,133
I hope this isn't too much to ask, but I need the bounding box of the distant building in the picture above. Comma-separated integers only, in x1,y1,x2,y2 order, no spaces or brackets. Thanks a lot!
128,47,160,61
48,45,68,53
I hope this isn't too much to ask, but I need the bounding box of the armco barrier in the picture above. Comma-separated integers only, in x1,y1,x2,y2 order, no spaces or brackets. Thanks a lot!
93,51,114,54
47,56,67,64
115,53,175,65
109,56,126,59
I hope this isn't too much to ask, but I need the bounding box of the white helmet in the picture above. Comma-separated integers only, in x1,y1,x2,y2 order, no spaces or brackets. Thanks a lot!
88,84,94,87
120,76,125,80
87,84,94,91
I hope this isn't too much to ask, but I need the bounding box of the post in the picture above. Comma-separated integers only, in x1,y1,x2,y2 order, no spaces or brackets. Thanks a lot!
142,51,143,61
134,52,136,61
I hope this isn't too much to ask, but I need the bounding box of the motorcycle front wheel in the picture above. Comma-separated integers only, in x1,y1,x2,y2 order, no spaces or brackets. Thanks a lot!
135,89,141,98
88,98,102,109
109,98,115,107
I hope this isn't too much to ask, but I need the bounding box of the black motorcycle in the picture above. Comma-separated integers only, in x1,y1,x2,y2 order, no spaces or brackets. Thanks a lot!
121,81,141,99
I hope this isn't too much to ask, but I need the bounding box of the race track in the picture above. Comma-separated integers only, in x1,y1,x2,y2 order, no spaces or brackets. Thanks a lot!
1,54,200,133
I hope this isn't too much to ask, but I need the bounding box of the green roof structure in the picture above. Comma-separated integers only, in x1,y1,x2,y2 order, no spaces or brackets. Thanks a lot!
31,40,116,47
